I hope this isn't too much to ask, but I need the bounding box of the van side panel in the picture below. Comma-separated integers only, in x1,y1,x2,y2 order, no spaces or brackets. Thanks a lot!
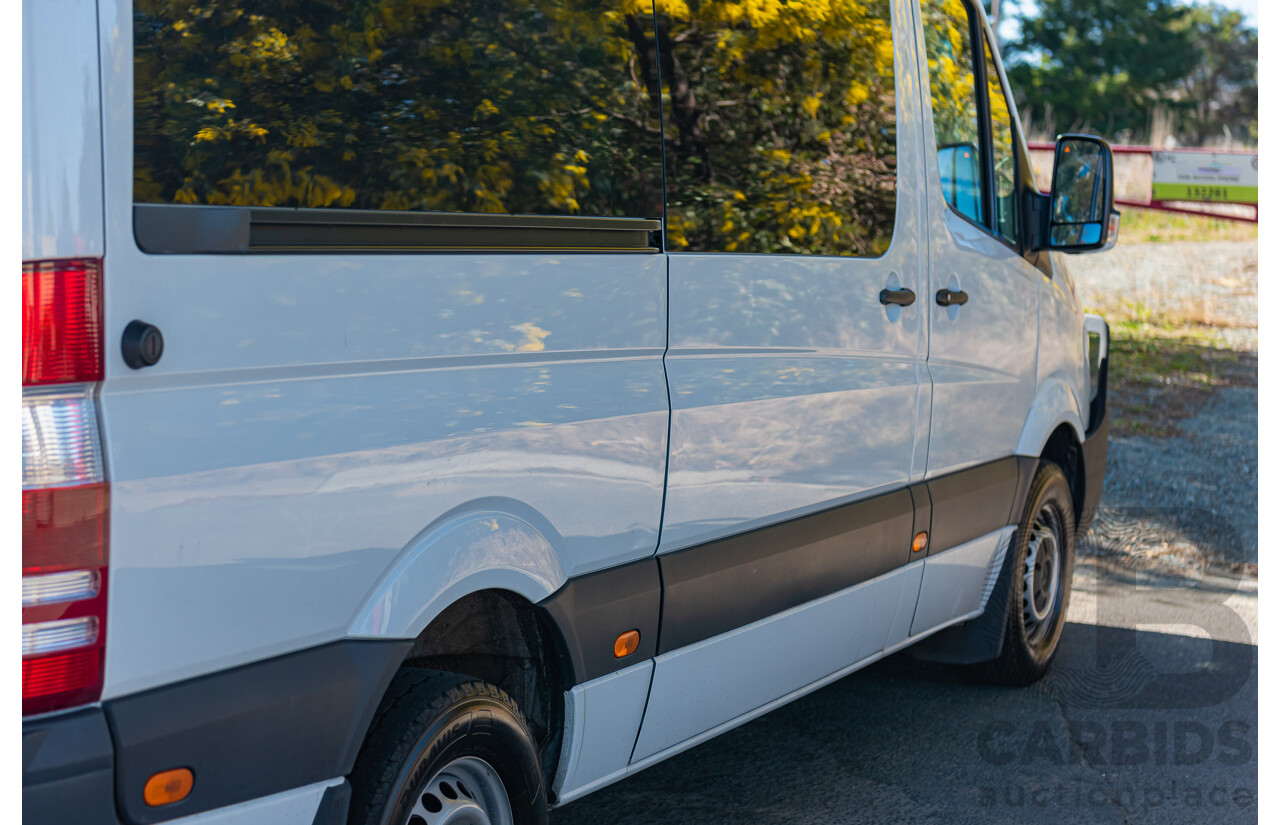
632,565,911,761
96,3,669,701
95,251,669,698
658,0,926,553
22,0,104,259
1026,254,1089,453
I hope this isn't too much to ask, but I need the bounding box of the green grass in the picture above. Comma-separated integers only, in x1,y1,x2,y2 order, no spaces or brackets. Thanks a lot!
1117,206,1257,245
1098,320,1252,436
1110,326,1235,388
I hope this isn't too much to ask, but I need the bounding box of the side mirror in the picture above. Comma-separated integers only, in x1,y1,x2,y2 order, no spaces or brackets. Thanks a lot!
1047,134,1118,253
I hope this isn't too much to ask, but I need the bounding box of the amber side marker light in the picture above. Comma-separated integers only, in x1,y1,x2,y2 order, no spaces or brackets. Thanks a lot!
614,630,640,658
144,768,194,807
912,532,929,553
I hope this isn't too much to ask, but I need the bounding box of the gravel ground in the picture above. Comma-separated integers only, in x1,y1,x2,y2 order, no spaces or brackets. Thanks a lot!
1069,241,1258,571
1086,387,1258,570
1067,240,1258,348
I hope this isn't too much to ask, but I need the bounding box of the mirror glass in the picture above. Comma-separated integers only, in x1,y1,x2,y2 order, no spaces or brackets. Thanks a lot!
1049,138,1109,248
938,143,983,222
1050,222,1103,246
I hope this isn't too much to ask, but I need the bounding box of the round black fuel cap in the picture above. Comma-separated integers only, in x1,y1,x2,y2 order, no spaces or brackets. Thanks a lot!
121,320,164,369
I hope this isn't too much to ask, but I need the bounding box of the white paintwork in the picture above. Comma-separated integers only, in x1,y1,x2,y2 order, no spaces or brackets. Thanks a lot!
22,0,105,260
610,575,976,793
349,511,566,639
884,558,927,650
1084,313,1109,362
912,5,1041,479
552,660,654,805
659,0,927,552
160,779,338,825
919,205,1039,479
910,527,1015,636
1014,376,1086,457
632,564,914,762
1029,248,1089,448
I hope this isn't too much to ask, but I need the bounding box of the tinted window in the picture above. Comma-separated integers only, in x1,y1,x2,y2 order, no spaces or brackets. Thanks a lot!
922,0,984,226
134,1,664,218
652,0,897,256
984,35,1019,245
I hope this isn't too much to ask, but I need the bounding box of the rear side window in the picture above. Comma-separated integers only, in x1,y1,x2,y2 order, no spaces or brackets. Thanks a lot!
654,0,898,257
133,0,664,219
922,0,984,226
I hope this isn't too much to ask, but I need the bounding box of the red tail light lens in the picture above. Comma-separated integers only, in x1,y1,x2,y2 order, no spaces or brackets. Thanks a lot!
23,257,108,716
22,259,104,386
22,483,109,716
22,485,109,575
23,649,104,716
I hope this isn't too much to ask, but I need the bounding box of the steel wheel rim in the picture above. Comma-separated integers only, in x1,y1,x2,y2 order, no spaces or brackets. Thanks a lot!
1022,504,1062,645
405,756,513,825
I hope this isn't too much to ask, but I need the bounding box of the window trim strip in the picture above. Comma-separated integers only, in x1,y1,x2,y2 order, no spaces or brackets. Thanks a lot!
133,204,662,255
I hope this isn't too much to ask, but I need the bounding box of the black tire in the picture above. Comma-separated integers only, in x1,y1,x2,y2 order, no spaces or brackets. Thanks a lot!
348,668,548,825
982,462,1076,686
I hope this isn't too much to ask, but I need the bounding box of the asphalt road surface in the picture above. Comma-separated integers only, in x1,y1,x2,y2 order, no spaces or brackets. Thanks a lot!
551,562,1258,825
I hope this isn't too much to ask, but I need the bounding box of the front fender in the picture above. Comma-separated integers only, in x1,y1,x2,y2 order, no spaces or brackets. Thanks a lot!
348,504,568,639
1015,375,1085,457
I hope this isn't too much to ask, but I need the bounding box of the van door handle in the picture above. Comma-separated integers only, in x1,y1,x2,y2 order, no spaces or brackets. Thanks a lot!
936,288,969,307
879,287,916,307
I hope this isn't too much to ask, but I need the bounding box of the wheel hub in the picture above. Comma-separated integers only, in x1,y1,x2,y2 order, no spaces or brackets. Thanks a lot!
1022,506,1061,641
406,757,513,825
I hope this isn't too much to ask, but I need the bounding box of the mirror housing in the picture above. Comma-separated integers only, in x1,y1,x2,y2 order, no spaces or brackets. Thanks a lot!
1038,134,1119,254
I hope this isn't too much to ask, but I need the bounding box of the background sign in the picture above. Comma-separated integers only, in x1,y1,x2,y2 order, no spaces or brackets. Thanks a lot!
1152,151,1259,204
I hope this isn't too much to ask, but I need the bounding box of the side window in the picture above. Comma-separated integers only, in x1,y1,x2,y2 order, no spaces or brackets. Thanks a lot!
133,1,664,220
922,0,984,226
653,0,898,256
984,36,1019,245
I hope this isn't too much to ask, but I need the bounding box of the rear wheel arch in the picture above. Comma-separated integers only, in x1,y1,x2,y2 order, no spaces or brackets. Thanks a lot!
385,588,573,792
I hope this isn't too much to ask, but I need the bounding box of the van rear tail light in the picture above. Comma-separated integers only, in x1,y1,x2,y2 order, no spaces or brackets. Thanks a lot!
22,650,103,712
22,482,110,716
23,617,100,657
24,570,101,607
22,257,108,717
23,387,104,488
22,259,103,386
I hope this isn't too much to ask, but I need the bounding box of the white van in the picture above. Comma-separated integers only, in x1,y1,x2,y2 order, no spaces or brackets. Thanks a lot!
22,0,1116,822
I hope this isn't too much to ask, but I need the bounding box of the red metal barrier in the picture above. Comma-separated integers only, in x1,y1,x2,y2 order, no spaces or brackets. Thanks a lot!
1027,142,1258,223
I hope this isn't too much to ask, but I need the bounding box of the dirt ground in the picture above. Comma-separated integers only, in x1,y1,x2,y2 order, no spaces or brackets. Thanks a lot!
1067,240,1258,573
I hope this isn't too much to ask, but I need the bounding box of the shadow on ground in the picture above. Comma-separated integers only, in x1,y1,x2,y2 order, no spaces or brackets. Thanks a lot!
552,607,1256,825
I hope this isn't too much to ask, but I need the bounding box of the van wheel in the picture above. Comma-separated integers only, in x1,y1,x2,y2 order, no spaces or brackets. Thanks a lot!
983,462,1075,686
348,669,547,825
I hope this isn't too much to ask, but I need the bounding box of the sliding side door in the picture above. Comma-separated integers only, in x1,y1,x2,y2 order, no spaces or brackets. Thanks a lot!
634,0,930,763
